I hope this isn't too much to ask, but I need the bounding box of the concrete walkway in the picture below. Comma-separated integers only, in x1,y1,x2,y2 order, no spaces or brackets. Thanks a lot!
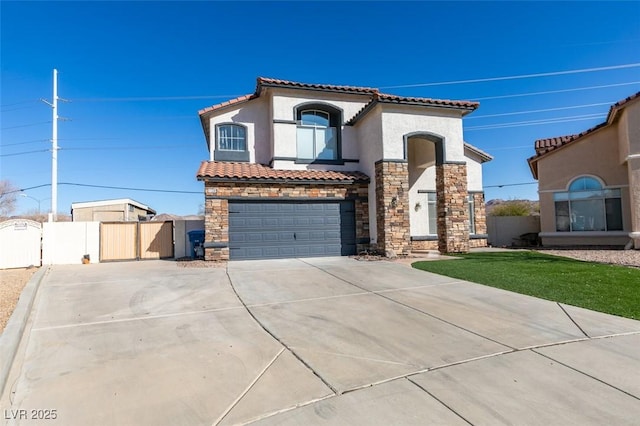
1,258,639,425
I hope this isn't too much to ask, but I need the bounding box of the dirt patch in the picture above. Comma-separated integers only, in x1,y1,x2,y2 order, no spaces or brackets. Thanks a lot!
176,259,227,268
0,267,37,333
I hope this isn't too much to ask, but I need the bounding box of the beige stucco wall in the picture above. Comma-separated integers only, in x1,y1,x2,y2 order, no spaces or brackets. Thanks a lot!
380,106,466,161
73,205,125,222
206,96,270,164
72,203,151,222
354,105,383,243
536,119,635,246
270,89,371,171
465,151,485,192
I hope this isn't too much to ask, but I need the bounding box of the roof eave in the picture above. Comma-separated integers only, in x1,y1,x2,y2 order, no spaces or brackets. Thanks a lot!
463,143,493,163
197,176,369,185
527,156,539,180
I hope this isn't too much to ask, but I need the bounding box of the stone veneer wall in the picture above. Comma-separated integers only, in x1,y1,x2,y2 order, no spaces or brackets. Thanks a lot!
203,181,369,261
471,192,488,248
204,199,229,261
375,161,411,256
411,240,438,251
436,162,470,253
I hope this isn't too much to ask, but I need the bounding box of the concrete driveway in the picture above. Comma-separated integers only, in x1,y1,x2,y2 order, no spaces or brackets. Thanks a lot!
1,257,639,425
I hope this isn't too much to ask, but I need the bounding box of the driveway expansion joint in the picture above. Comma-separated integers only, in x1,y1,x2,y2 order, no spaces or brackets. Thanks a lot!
298,258,515,351
407,377,474,425
532,349,640,402
557,302,590,338
213,348,286,426
225,270,340,396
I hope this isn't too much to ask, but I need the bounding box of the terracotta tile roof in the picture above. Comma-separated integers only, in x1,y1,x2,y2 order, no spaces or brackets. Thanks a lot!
346,92,479,125
256,77,379,95
198,94,257,116
196,161,370,183
528,91,640,179
198,77,479,121
376,93,479,109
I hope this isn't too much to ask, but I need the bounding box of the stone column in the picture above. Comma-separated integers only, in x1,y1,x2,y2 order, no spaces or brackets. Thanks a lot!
628,158,640,249
204,197,229,261
375,160,410,257
436,162,470,253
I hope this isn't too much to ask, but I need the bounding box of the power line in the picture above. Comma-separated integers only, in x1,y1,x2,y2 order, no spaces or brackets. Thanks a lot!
0,99,40,108
485,182,537,188
467,101,615,120
1,121,52,130
59,182,201,194
465,113,606,131
4,184,52,195
0,139,49,147
0,149,50,157
380,62,640,89
482,145,531,151
61,145,199,151
70,94,243,102
470,81,640,101
6,182,201,195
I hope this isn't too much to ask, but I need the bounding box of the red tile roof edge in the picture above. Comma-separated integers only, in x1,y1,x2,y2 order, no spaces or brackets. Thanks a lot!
256,77,380,95
198,77,480,121
198,94,258,116
196,161,370,183
346,92,479,125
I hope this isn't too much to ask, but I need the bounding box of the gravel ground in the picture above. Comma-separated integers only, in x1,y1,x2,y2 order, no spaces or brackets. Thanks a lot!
0,268,36,333
536,249,640,268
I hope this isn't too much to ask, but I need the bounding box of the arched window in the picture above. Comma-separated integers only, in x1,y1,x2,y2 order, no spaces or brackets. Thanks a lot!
214,123,249,162
554,176,622,232
295,104,341,162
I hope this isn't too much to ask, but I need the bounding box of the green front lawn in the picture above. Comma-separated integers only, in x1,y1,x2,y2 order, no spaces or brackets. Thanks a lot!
412,251,640,320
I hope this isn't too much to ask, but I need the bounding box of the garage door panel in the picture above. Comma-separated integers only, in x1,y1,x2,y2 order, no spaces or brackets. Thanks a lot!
228,200,357,260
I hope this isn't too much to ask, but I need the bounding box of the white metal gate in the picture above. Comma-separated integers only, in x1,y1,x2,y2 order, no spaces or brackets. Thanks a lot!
0,219,42,269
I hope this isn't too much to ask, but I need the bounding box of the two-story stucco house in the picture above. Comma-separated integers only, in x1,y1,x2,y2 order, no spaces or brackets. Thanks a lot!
196,77,492,261
528,91,640,249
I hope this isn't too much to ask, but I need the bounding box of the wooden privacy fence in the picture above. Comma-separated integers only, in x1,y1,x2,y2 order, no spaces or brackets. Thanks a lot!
100,221,174,261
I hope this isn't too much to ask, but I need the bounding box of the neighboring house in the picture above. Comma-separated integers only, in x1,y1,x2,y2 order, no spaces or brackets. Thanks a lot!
71,199,156,222
197,77,493,261
528,91,640,248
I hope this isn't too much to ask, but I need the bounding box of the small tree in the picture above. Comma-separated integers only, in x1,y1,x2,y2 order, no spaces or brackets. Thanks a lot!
0,180,18,218
489,200,534,217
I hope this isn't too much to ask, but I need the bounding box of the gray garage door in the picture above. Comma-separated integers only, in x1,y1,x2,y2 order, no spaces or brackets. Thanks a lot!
228,201,356,260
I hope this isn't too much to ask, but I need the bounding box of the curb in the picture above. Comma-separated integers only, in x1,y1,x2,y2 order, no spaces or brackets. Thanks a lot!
0,266,48,398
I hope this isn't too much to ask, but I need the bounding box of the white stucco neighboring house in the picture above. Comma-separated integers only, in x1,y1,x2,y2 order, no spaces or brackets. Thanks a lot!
196,77,493,261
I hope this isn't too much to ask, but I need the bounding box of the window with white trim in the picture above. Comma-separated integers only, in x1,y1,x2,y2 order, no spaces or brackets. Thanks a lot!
296,109,338,161
553,176,623,232
427,192,437,235
468,194,476,234
217,124,246,151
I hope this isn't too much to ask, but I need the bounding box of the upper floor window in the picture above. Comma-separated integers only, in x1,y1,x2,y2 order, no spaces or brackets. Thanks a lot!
296,106,340,162
554,176,623,232
218,124,246,151
214,123,249,162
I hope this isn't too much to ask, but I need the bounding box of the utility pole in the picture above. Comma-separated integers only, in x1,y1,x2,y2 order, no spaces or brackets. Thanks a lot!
42,69,59,222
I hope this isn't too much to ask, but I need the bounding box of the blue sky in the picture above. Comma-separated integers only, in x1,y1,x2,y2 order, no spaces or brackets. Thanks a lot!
2,1,639,216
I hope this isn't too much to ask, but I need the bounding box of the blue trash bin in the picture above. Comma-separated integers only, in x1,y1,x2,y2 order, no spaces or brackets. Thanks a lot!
187,230,205,259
